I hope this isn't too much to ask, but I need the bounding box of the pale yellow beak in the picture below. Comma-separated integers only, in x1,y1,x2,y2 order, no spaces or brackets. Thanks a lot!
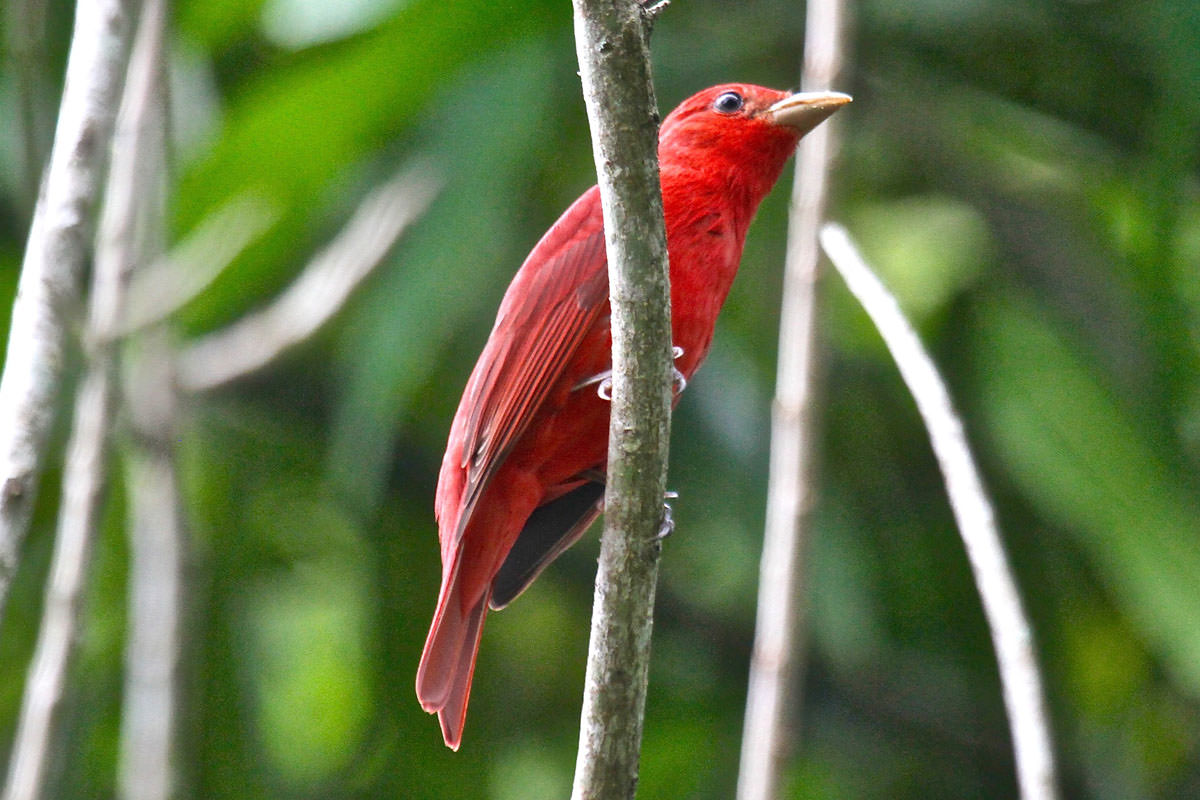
765,91,852,135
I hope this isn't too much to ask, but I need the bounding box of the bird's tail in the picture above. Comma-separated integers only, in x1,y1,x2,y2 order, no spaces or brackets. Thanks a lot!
415,566,489,751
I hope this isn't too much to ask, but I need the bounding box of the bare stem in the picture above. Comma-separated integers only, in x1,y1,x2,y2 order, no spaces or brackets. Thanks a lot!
820,223,1059,800
106,2,181,798
112,195,276,340
176,168,437,393
3,4,164,797
569,2,672,799
737,0,846,797
118,330,183,800
1,366,114,800
0,0,142,618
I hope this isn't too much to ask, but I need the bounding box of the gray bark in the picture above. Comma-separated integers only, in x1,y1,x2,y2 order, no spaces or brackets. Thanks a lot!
569,2,673,799
0,0,142,618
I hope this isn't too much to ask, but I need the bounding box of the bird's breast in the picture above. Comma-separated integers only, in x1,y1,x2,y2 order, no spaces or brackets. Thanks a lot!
665,207,744,379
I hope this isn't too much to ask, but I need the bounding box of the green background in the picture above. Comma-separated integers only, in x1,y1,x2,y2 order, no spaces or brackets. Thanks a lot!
1,0,1198,797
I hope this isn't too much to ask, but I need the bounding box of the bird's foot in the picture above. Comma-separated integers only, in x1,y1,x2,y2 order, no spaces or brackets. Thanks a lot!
639,0,670,19
573,369,614,400
658,490,679,539
671,345,688,396
571,345,685,402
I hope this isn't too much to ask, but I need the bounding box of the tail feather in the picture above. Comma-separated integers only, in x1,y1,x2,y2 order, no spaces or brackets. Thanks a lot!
416,568,490,750
435,594,487,750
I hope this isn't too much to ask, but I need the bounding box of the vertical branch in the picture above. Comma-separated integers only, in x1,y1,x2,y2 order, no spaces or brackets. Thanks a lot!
1,367,114,800
737,0,846,798
2,2,157,797
820,224,1060,800
119,331,182,800
0,0,142,618
109,2,180,799
569,2,672,799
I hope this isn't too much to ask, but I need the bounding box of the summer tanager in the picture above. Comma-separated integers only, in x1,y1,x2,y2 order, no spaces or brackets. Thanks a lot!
417,84,850,749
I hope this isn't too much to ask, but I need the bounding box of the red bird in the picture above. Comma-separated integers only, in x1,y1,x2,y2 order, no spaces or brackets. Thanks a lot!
417,84,850,749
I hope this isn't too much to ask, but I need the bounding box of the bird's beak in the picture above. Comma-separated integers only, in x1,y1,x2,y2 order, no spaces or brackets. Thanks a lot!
765,91,852,136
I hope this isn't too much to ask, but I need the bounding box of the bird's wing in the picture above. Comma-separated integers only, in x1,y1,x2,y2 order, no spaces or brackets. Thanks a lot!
490,479,605,609
440,187,609,547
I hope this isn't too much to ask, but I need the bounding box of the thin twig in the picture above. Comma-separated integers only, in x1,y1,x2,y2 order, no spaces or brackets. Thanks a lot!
105,2,180,798
1,0,160,788
110,195,276,340
820,222,1059,800
176,168,438,393
0,0,142,619
737,0,846,797
3,3,166,795
1,367,114,800
569,1,672,799
118,331,183,800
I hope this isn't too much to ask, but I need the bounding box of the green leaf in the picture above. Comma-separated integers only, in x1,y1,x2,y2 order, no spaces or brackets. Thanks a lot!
973,298,1200,695
325,40,575,512
174,0,553,329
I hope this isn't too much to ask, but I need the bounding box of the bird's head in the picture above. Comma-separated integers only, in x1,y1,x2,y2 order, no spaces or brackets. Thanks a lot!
657,83,851,196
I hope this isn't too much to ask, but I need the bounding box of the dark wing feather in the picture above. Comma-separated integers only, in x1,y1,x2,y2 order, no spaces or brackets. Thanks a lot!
490,480,605,609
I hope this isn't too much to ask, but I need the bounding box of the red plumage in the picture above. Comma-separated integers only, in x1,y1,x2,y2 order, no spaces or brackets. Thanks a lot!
416,83,849,749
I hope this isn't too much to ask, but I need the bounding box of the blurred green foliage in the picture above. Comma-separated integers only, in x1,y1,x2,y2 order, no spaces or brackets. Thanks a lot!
1,0,1198,797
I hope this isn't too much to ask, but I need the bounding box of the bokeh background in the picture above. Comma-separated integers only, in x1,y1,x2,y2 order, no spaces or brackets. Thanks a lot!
2,0,1199,797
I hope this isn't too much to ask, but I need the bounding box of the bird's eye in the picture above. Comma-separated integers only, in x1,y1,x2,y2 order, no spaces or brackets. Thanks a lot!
713,91,744,114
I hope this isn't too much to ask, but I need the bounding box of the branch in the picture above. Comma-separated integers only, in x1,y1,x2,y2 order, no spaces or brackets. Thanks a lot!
820,223,1060,800
569,2,672,799
1,1,157,793
0,0,141,618
100,3,183,799
118,330,183,800
737,0,846,797
110,194,276,340
175,167,437,392
1,368,114,800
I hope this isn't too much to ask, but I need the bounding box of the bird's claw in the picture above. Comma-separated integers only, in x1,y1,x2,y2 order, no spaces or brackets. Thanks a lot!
671,345,688,396
639,0,670,19
658,490,679,539
573,369,613,399
572,345,686,401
